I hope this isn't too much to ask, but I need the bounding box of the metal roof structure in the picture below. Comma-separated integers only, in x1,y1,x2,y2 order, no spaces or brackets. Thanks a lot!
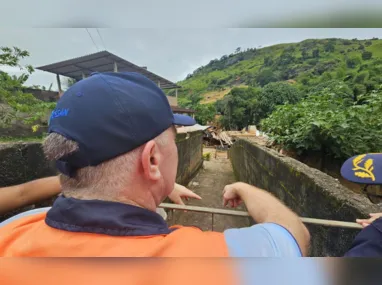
36,50,180,89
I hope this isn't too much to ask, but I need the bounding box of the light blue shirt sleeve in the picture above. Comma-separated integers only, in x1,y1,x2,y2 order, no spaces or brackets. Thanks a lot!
0,207,51,228
224,223,302,257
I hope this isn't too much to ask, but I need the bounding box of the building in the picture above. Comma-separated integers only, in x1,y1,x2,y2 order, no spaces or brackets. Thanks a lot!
36,51,195,116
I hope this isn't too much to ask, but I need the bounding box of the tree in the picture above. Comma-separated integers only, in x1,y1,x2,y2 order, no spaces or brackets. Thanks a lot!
277,52,296,66
235,47,241,54
324,42,335,52
256,68,280,87
346,56,361,68
194,103,215,125
216,87,261,130
362,51,373,60
312,49,320,58
263,56,273,67
358,44,365,50
0,46,34,74
254,82,302,124
301,50,309,60
0,46,56,129
353,71,369,84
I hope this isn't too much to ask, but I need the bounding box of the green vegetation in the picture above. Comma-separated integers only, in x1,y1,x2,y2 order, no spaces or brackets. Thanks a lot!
177,38,382,100
0,136,44,143
202,152,211,161
261,82,382,160
178,93,215,125
177,37,382,161
0,46,56,131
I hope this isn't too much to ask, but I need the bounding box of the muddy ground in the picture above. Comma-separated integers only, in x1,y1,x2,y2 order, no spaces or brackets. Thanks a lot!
167,147,252,231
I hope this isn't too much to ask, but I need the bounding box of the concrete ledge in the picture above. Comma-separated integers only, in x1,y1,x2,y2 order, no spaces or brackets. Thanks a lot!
0,142,57,222
229,139,380,257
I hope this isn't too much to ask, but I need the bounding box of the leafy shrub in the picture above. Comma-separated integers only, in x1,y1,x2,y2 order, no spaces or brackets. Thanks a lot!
362,51,373,60
254,82,302,124
203,152,211,161
0,56,56,129
261,88,382,160
346,56,361,68
312,49,320,58
353,71,369,84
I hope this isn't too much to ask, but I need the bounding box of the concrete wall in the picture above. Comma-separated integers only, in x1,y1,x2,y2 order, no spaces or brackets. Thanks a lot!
24,88,59,102
0,130,203,221
175,130,204,185
229,139,380,257
0,143,57,221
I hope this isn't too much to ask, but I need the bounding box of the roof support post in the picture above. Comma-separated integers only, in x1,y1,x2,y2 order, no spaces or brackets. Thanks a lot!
82,72,86,79
158,81,161,88
56,74,62,93
175,88,178,98
114,61,118,72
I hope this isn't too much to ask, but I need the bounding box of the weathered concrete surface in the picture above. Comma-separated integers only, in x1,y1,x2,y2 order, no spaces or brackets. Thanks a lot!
0,143,57,187
0,142,57,221
175,131,204,185
229,139,380,257
168,148,252,231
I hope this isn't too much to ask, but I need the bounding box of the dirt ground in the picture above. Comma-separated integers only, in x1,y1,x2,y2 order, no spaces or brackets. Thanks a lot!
167,147,252,231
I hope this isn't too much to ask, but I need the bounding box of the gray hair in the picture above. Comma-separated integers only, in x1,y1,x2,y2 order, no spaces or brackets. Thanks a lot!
43,129,172,200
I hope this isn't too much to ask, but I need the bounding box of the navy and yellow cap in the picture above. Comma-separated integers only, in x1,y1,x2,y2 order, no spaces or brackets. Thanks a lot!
340,153,382,185
48,72,196,177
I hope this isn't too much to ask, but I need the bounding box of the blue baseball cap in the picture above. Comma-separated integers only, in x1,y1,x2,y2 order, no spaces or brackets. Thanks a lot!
48,72,196,177
340,153,382,185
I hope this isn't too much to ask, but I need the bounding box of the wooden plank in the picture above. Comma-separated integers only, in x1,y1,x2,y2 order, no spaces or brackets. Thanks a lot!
158,203,362,230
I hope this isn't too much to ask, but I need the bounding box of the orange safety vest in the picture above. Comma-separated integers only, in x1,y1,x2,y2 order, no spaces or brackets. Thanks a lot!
0,212,229,257
0,196,236,285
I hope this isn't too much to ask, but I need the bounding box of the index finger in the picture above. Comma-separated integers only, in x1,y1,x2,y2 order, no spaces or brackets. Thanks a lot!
186,192,202,200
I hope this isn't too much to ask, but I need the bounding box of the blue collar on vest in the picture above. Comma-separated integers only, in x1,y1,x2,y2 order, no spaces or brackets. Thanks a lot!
45,195,174,236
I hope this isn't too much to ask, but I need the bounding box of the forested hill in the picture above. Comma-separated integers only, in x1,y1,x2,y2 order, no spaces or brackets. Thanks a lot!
170,37,382,163
173,37,382,100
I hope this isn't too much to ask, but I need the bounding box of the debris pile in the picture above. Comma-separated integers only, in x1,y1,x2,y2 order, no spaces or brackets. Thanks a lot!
177,124,269,148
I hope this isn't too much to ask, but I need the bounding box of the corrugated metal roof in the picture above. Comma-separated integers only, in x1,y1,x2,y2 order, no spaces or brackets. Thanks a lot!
36,50,180,89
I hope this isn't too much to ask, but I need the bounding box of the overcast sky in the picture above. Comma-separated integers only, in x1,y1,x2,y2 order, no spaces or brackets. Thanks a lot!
1,28,382,90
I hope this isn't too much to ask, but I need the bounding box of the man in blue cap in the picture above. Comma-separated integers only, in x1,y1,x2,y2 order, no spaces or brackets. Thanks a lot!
341,153,382,256
0,72,309,262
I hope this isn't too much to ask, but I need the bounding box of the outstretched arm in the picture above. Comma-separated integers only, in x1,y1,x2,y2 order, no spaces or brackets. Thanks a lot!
223,182,310,256
0,176,61,215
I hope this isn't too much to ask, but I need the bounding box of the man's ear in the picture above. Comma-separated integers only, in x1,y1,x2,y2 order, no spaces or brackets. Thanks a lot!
141,140,161,181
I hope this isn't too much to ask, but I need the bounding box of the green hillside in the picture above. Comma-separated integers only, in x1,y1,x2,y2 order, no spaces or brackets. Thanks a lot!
173,37,382,99
171,37,382,163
